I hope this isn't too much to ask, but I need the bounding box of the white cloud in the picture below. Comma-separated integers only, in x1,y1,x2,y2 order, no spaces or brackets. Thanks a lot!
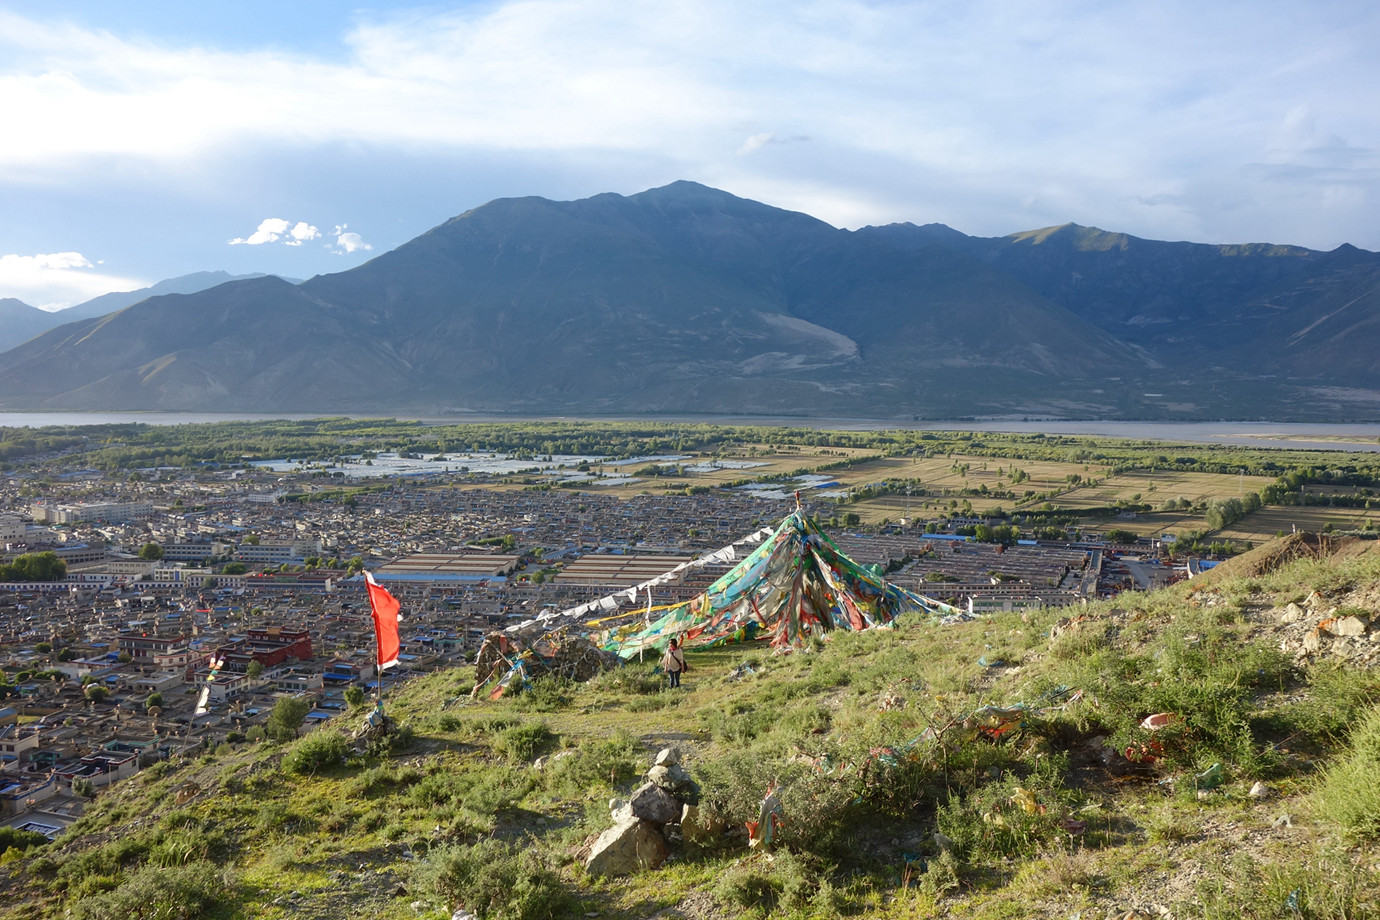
330,225,372,255
286,221,320,246
0,2,1377,249
230,218,319,246
0,251,147,310
229,218,290,245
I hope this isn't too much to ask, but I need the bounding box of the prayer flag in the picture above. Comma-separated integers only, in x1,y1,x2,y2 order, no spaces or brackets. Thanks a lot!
364,571,403,671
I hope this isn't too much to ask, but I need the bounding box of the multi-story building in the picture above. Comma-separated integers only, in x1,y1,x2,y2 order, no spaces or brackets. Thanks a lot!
213,627,312,673
235,539,321,566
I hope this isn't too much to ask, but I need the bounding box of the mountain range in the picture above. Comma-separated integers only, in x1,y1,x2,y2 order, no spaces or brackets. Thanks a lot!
0,272,282,353
1,182,1377,420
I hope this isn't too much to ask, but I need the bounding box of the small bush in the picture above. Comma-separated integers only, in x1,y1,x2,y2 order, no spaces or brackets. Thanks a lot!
67,860,234,920
541,731,641,795
492,721,555,764
935,754,1078,863
0,825,48,857
146,828,218,868
409,765,533,816
1314,703,1380,842
349,763,425,797
626,693,683,713
703,699,780,744
1195,849,1365,920
511,675,574,712
282,730,349,775
414,838,579,920
713,861,781,912
695,746,859,859
587,661,663,695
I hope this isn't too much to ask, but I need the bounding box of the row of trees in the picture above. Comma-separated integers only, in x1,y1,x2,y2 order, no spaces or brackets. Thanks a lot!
0,551,66,582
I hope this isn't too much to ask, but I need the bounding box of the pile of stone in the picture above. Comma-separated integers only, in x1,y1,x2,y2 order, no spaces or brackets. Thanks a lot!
585,747,718,877
472,629,621,697
1273,593,1378,668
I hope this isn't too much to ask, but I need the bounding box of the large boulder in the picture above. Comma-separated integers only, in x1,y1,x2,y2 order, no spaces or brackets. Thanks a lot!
629,782,683,826
585,817,669,877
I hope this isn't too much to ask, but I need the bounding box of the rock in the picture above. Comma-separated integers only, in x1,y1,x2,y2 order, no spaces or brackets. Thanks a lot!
585,818,669,877
629,782,682,826
654,746,680,766
933,831,956,854
608,798,633,823
1280,602,1306,624
452,911,478,920
1330,615,1369,637
1302,629,1324,653
1196,789,1212,801
1272,813,1293,828
680,803,728,844
647,762,699,804
1249,781,1271,799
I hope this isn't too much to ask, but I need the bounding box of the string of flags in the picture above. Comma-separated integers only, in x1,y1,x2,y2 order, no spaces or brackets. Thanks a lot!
503,524,777,633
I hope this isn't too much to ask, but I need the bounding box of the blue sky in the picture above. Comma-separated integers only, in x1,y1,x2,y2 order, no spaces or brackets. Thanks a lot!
2,0,1377,309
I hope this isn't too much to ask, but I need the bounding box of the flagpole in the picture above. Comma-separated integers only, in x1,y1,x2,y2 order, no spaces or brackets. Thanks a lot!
364,570,403,720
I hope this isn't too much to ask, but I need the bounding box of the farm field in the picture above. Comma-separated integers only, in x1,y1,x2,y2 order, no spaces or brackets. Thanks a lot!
1054,469,1275,509
1215,504,1380,544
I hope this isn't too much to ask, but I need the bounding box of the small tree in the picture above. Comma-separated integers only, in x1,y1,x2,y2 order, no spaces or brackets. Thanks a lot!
138,542,164,561
246,660,265,682
145,692,164,711
85,685,109,704
265,696,312,741
343,685,367,710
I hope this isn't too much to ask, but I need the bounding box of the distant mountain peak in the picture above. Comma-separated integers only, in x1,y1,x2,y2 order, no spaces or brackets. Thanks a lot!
1008,223,1133,251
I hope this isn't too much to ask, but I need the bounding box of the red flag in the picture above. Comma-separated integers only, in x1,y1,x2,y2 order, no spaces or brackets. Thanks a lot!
364,571,402,670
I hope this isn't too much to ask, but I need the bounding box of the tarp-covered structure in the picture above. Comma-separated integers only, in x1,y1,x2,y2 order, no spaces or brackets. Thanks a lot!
599,511,955,658
472,629,622,699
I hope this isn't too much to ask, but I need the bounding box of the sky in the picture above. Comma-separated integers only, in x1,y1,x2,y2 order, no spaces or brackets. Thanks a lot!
1,0,1377,310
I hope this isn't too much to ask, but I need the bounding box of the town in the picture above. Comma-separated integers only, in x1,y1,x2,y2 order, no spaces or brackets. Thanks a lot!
0,440,1218,844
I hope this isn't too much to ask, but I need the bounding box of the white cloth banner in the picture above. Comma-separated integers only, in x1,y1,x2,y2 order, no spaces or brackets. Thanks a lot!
526,521,783,629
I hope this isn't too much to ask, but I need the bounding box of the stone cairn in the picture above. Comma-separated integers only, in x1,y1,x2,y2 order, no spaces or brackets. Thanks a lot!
585,746,722,877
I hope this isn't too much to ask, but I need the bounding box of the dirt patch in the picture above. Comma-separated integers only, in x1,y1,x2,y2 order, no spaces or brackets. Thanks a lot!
1200,533,1373,580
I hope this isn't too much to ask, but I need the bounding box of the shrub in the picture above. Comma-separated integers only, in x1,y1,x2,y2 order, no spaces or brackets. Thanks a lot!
408,765,533,816
491,721,555,764
587,661,663,695
282,730,349,775
511,675,574,712
349,763,425,797
0,825,48,857
343,685,367,710
1314,703,1380,842
695,745,860,858
541,731,641,795
67,860,234,920
934,753,1079,863
1195,850,1366,920
414,838,579,920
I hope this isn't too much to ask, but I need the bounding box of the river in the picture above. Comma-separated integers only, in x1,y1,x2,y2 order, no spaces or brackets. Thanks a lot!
1,411,1377,452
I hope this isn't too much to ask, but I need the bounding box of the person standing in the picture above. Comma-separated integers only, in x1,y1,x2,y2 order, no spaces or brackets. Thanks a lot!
661,637,687,689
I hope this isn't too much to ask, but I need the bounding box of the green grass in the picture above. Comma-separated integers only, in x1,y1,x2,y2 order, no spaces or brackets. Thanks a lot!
3,537,1380,919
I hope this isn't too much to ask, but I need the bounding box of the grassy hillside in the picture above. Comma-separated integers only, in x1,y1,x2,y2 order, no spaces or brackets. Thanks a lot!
4,536,1380,919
